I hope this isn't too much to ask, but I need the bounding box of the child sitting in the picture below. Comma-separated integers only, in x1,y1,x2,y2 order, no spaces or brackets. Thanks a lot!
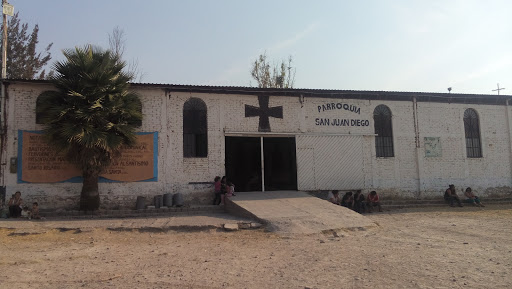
21,206,31,218
31,202,41,219
226,181,235,198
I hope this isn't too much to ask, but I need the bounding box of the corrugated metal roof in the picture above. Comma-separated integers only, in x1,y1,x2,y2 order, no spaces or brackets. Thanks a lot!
5,78,512,105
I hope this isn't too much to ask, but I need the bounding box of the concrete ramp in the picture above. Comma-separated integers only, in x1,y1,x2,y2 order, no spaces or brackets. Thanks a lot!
225,191,377,234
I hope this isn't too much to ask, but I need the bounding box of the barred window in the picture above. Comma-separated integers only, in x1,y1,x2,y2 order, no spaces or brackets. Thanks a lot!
464,108,482,158
35,94,44,124
183,98,207,158
374,104,394,157
132,98,143,127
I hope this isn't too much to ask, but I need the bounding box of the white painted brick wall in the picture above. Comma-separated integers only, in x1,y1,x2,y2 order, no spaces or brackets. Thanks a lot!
3,82,512,210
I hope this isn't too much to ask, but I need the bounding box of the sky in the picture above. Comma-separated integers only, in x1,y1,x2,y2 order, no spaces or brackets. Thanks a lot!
7,0,512,94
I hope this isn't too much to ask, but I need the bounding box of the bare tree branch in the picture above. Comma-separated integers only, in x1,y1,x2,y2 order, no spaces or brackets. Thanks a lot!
108,26,144,82
250,52,295,88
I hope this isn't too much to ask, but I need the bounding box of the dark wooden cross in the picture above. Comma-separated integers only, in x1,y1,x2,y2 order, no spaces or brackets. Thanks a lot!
245,95,283,132
493,83,505,95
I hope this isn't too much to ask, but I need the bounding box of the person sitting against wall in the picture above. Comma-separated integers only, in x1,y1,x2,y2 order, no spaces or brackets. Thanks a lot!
353,190,366,214
8,191,23,218
21,206,31,218
0,199,7,218
464,187,484,207
30,202,41,219
340,191,354,209
226,181,235,198
366,191,383,213
327,190,341,205
444,184,463,207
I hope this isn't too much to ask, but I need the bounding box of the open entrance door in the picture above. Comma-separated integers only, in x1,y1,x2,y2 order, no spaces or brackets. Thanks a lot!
225,137,262,192
263,137,297,191
225,136,297,192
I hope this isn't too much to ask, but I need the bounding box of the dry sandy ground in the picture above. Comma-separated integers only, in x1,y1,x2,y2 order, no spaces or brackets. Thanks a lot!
1,205,511,289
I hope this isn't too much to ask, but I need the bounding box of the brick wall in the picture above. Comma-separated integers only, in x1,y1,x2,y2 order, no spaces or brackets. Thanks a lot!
3,82,511,210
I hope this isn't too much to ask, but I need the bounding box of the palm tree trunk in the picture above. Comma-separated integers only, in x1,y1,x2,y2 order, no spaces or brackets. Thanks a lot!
80,169,100,211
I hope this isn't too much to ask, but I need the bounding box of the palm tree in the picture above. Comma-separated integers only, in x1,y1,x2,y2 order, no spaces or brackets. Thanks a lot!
37,45,142,210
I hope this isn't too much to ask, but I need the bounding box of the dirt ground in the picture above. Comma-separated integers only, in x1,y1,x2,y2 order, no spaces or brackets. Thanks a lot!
1,205,511,289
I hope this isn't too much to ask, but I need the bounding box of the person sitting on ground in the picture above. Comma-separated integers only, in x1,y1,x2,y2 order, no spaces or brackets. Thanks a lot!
340,191,354,209
31,202,42,219
21,206,31,218
8,191,23,218
444,184,463,207
327,190,341,205
464,187,484,207
30,202,41,220
366,191,383,213
229,182,236,196
0,199,7,218
226,181,235,198
353,190,366,213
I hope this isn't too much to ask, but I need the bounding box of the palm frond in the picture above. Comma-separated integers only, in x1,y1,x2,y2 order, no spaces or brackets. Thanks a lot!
37,44,143,173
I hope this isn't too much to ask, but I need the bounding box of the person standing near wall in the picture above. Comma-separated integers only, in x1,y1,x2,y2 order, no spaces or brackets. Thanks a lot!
220,176,227,205
213,176,221,205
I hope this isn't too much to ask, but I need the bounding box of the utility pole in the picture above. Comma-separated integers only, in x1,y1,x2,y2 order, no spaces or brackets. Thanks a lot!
0,0,13,202
1,0,12,130
2,0,6,77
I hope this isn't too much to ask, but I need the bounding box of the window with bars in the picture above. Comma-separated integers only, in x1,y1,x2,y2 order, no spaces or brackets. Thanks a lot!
463,108,482,158
374,104,394,157
35,94,45,124
183,97,208,158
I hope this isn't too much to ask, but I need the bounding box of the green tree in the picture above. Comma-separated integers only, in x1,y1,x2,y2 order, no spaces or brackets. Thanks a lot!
36,45,142,210
250,52,296,88
1,12,53,79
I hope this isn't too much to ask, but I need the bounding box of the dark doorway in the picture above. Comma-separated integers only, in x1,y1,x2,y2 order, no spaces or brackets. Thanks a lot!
263,137,297,191
225,137,262,192
225,136,297,192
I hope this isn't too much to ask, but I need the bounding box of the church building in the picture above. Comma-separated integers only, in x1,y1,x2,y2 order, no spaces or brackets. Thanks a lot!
2,79,511,209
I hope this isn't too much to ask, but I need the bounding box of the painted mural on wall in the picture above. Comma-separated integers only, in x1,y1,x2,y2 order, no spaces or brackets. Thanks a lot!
245,95,283,132
18,131,158,183
424,137,442,157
